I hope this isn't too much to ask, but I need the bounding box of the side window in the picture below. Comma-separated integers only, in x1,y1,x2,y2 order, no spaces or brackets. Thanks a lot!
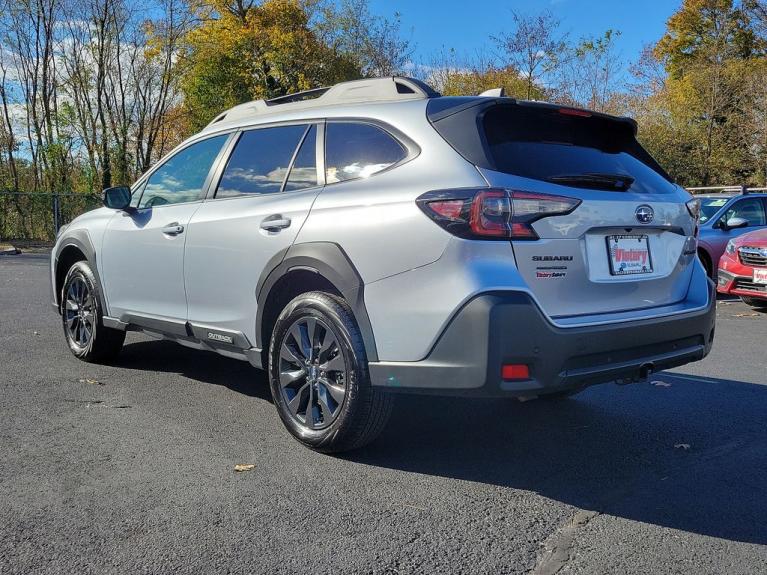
139,135,227,208
216,125,307,198
284,125,318,192
722,198,767,227
325,122,407,184
129,181,145,208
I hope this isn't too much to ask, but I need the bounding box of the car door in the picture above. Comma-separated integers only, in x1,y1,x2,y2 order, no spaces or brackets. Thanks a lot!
100,134,231,326
710,196,767,267
184,123,322,346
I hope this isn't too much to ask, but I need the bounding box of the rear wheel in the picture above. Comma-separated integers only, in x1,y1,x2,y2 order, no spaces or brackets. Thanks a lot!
61,261,125,362
740,295,767,309
268,291,392,453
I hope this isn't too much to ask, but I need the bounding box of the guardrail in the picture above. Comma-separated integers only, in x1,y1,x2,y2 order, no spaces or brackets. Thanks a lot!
687,185,767,194
0,191,101,242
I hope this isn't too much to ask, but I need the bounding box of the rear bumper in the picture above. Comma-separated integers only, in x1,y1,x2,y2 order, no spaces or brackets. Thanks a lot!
369,281,716,397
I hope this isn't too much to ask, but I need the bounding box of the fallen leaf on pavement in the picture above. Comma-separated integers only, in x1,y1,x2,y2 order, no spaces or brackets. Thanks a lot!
733,313,759,317
674,443,691,450
651,380,672,387
78,378,103,385
234,464,255,472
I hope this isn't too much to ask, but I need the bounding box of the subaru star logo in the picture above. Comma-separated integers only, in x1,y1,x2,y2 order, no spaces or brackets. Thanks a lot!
635,205,654,224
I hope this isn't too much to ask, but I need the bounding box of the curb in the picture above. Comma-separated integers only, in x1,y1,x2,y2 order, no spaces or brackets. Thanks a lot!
0,245,21,255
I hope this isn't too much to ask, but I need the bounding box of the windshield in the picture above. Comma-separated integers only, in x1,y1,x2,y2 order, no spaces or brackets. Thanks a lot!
698,197,730,224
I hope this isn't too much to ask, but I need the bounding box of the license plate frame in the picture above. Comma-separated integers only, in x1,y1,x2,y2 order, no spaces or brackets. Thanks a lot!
754,268,767,284
606,234,653,276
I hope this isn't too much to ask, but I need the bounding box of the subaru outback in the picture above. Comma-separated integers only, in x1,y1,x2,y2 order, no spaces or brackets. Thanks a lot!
51,77,716,452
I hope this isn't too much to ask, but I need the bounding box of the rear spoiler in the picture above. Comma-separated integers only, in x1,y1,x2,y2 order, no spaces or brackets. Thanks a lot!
427,96,638,135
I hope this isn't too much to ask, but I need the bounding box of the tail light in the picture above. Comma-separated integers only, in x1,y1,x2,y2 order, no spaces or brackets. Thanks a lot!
685,197,700,254
416,188,581,240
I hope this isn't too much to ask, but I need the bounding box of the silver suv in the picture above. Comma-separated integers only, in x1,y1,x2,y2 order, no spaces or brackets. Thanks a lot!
51,77,716,452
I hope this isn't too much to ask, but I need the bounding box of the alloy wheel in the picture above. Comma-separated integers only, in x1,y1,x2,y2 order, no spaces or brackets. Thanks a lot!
65,276,94,348
278,316,349,430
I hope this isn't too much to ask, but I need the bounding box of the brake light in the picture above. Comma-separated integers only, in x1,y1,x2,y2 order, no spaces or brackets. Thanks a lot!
417,188,581,240
558,107,592,118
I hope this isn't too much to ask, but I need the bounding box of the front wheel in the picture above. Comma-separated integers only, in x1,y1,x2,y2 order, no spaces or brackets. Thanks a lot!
740,295,767,309
268,291,392,453
61,261,125,362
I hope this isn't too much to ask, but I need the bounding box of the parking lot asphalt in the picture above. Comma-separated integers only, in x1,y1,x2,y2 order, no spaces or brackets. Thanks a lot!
1,252,767,575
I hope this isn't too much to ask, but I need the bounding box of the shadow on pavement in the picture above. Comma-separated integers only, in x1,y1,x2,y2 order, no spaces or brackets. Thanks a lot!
117,339,272,401
353,373,767,545
117,339,767,545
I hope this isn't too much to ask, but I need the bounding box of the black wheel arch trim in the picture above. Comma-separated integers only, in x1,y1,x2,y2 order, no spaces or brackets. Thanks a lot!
255,242,378,361
53,230,109,316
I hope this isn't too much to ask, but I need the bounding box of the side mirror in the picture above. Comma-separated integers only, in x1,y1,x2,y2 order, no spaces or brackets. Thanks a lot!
723,217,748,231
103,186,132,211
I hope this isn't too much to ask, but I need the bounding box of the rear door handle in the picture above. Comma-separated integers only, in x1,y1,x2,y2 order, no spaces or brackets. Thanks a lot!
260,215,291,232
161,223,184,236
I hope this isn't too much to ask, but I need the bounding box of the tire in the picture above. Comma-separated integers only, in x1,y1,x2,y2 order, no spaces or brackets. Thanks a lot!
268,291,392,453
698,250,713,278
61,261,125,363
740,296,767,309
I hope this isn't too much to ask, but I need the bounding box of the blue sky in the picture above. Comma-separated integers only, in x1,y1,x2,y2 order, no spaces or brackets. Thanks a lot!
369,0,680,67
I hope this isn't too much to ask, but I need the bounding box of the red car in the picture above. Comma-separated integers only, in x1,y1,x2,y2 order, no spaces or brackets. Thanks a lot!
717,228,767,308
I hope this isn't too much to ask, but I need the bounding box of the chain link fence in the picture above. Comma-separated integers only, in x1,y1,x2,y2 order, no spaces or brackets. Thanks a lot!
0,191,102,242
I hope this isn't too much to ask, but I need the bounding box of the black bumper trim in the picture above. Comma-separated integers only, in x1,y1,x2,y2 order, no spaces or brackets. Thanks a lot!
369,286,716,397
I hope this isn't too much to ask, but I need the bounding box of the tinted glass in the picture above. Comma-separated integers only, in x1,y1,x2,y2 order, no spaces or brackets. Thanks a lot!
699,197,731,224
325,123,406,183
482,106,676,194
284,125,318,192
139,135,227,208
217,125,307,198
722,198,766,226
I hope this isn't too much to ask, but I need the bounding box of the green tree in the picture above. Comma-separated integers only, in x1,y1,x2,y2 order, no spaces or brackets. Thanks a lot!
180,0,360,131
649,0,765,185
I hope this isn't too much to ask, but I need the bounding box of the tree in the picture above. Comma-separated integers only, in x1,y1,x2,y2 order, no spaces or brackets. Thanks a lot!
179,0,360,131
653,0,764,185
422,49,542,99
316,0,414,77
556,30,624,112
493,11,567,100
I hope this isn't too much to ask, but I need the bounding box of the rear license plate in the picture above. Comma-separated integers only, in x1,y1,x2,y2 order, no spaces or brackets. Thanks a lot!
754,268,767,284
607,235,653,276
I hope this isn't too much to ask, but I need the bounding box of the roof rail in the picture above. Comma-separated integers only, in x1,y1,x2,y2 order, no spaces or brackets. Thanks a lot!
205,77,439,130
265,87,331,106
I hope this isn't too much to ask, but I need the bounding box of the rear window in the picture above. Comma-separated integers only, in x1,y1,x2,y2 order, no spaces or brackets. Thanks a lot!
482,105,675,194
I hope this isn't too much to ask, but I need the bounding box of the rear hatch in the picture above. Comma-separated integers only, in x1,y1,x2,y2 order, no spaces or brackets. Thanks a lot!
426,98,698,319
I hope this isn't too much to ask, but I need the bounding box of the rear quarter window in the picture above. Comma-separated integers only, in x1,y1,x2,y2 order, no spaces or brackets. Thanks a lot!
325,122,406,184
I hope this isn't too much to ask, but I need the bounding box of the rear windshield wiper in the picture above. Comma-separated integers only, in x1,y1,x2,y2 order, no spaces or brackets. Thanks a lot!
546,173,635,191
